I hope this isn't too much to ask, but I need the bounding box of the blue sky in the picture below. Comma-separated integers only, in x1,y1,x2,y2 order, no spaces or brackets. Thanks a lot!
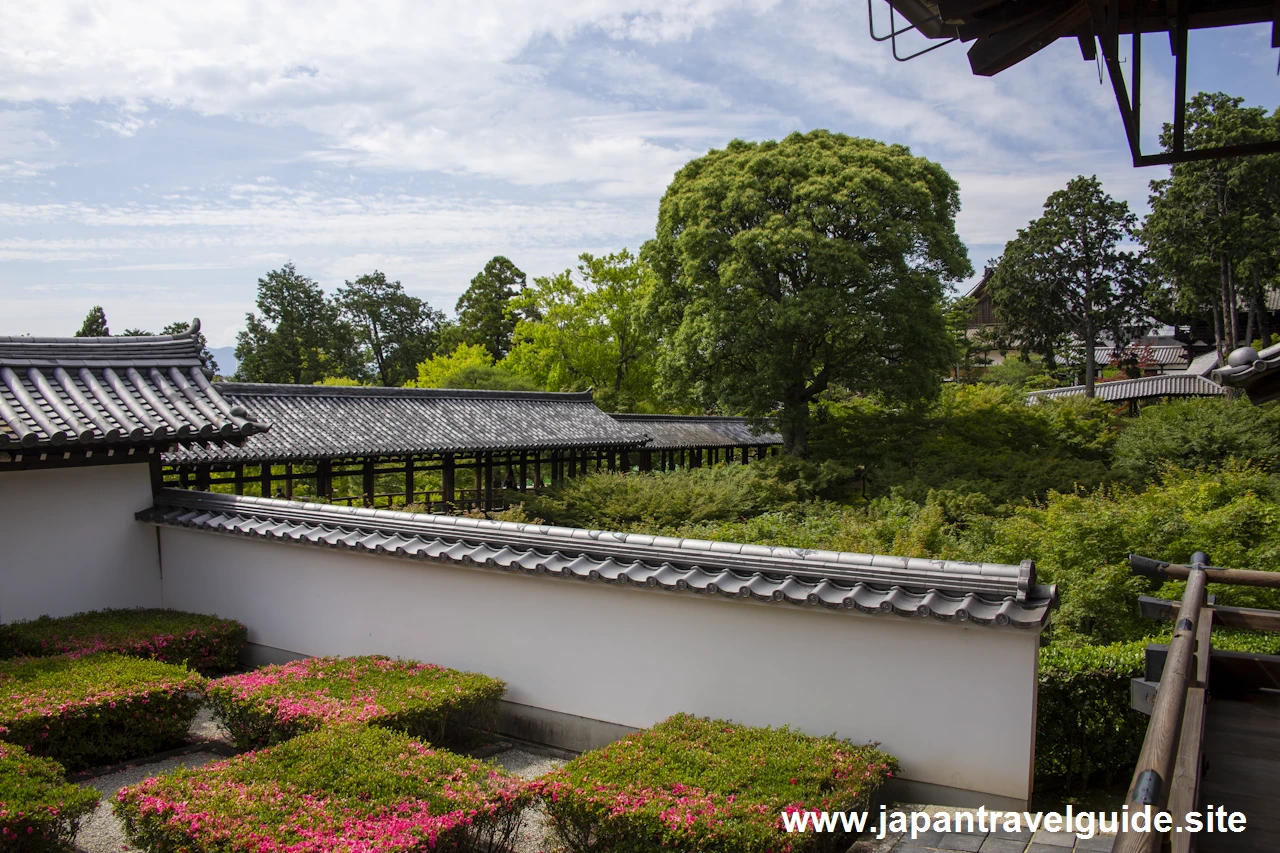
2,1,1276,348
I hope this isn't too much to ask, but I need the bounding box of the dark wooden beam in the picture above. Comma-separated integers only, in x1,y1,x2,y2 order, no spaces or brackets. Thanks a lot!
968,0,1090,76
442,453,455,507
1140,595,1280,633
1131,555,1280,590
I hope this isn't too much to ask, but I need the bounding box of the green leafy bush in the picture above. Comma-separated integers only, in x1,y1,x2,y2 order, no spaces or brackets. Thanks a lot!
1036,641,1146,790
115,724,532,853
1112,398,1280,484
518,464,797,529
205,655,505,749
0,609,247,675
811,384,1116,506
0,740,100,852
0,654,203,771
534,713,896,853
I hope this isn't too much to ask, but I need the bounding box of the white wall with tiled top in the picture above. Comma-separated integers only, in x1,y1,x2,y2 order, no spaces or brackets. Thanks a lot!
0,464,163,623
157,526,1041,806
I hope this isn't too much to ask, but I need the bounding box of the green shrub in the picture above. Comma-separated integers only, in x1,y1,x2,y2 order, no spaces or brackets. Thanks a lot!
0,740,100,852
1112,398,1280,484
0,609,247,675
0,654,203,771
205,655,505,749
987,465,1280,643
810,384,1115,506
115,724,532,853
1036,641,1147,790
518,464,797,529
533,713,896,853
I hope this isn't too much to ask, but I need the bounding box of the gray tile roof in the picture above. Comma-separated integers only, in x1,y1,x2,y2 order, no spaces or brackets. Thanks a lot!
137,489,1056,629
610,414,781,448
1026,373,1225,404
1185,350,1221,378
0,322,270,452
1215,342,1280,404
1094,345,1188,367
164,384,651,463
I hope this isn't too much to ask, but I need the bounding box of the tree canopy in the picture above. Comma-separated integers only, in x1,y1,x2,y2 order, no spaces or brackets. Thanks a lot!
408,342,535,391
450,256,527,361
234,263,362,384
335,271,444,386
1144,93,1280,355
643,130,970,456
75,306,109,337
503,250,659,411
989,175,1149,397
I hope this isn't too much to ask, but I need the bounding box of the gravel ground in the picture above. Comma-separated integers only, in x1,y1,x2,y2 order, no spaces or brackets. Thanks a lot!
492,747,568,853
75,751,226,853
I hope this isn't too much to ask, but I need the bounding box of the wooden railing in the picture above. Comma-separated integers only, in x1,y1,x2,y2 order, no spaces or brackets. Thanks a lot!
1112,552,1280,853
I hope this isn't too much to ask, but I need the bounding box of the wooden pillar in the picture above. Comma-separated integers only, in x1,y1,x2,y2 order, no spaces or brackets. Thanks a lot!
519,453,528,492
260,462,272,497
484,453,495,510
404,456,414,505
639,450,651,472
567,448,576,478
233,464,244,495
619,450,628,472
285,462,294,498
474,455,483,508
534,453,542,492
316,458,332,499
195,465,210,491
361,458,375,507
443,454,456,507
756,445,766,461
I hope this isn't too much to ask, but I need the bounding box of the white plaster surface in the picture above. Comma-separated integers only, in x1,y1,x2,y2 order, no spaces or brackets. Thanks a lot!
0,464,162,623
157,527,1040,803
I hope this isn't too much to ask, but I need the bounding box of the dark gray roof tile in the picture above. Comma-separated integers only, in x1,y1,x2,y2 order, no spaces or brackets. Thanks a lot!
610,413,781,448
0,322,269,453
138,489,1056,629
1026,373,1224,404
164,383,649,462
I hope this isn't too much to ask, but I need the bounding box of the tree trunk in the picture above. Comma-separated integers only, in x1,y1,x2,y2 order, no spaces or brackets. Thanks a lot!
779,396,809,458
1221,253,1237,353
1245,298,1257,350
1083,318,1096,398
1213,302,1225,360
1256,271,1271,348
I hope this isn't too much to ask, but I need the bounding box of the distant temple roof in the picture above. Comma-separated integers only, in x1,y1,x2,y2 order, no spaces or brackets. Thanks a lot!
1026,373,1225,405
610,414,780,449
139,488,1056,629
165,384,651,463
0,322,270,454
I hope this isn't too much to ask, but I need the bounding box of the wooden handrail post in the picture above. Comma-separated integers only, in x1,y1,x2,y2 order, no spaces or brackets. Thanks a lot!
1113,553,1210,853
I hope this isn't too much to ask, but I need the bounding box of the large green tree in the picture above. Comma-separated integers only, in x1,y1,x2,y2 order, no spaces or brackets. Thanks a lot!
1144,93,1280,354
503,250,659,411
234,263,361,384
451,256,527,360
643,130,970,456
988,175,1149,398
75,306,109,337
335,272,444,386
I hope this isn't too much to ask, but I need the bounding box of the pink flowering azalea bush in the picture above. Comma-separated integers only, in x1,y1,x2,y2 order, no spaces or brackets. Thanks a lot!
206,655,505,749
0,654,204,772
0,608,247,675
0,739,100,852
115,724,532,853
534,713,897,853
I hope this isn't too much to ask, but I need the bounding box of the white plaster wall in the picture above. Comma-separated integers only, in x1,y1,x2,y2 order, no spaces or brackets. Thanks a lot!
1,464,162,623
159,527,1039,803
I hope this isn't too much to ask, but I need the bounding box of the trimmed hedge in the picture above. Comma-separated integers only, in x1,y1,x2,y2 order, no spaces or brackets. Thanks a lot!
0,608,247,675
533,713,897,853
0,654,204,771
0,740,100,852
1036,641,1147,790
114,724,532,853
206,655,505,749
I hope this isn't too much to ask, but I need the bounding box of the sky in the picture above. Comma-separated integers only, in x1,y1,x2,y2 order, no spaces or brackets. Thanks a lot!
1,1,1277,350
